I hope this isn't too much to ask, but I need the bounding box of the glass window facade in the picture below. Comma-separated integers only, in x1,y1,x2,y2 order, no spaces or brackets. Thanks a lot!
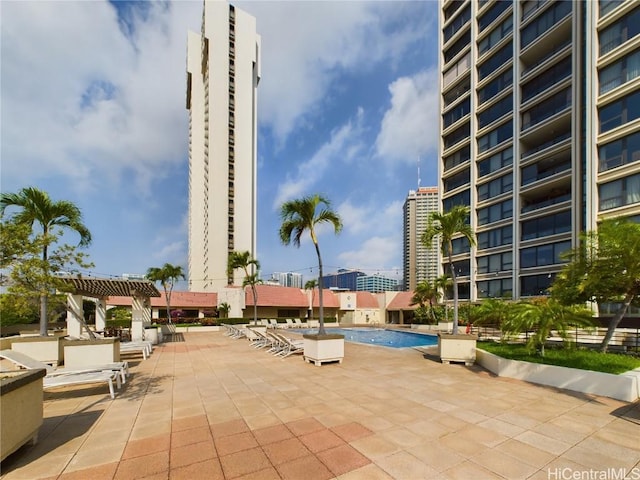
599,131,640,172
443,189,470,211
478,16,513,55
478,69,513,105
521,1,572,49
521,210,571,240
478,42,512,81
443,98,470,129
599,7,640,55
520,241,570,268
521,273,555,297
477,225,513,249
599,49,640,94
599,173,640,210
478,278,512,298
478,96,512,129
444,4,470,43
478,147,513,177
521,58,572,102
478,121,512,153
478,173,513,201
444,145,471,171
522,87,571,130
478,199,513,225
478,1,510,33
599,91,640,134
477,251,512,273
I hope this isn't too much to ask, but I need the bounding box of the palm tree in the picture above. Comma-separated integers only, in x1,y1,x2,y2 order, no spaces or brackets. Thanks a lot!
279,194,342,335
0,187,92,336
503,298,593,356
227,251,261,325
422,205,475,334
410,280,440,323
304,278,318,320
434,274,452,322
146,263,185,324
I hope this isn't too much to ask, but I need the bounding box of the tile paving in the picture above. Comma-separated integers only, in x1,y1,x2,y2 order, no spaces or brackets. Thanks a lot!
1,331,639,479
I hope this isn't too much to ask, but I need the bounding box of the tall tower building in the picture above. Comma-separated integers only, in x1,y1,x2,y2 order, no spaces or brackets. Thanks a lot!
439,0,640,301
403,186,440,291
186,1,261,291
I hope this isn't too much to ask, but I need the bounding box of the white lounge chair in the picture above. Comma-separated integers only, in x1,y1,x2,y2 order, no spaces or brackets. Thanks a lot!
294,319,308,328
0,350,121,399
284,319,295,328
119,341,153,360
269,332,304,358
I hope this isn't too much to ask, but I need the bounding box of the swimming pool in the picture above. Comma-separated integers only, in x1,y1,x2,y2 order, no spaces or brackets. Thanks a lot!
292,327,437,349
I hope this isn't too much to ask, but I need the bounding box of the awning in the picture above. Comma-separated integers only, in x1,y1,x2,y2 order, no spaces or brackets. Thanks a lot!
58,276,161,298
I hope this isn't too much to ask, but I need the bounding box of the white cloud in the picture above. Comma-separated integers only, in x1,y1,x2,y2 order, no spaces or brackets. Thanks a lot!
272,114,364,208
338,199,403,236
375,69,440,164
1,1,200,196
239,1,430,144
338,236,400,271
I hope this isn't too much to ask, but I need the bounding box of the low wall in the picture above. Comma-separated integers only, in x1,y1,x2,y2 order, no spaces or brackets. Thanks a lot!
476,349,640,402
2,337,63,366
61,338,120,368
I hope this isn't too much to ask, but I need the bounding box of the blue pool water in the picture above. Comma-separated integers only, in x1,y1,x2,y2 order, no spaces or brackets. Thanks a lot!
293,327,437,349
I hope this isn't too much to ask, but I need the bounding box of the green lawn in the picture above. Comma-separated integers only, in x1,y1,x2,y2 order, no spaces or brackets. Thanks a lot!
477,341,640,374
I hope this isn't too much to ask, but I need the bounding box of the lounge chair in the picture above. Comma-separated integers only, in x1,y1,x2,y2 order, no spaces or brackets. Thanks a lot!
269,332,304,358
119,341,153,360
268,319,279,329
0,350,121,399
294,319,308,328
284,319,295,328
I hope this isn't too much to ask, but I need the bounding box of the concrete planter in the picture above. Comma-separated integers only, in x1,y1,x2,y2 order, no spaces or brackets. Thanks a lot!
437,321,453,333
476,349,640,402
144,327,159,345
1,368,46,461
438,333,478,366
1,336,62,366
303,334,344,366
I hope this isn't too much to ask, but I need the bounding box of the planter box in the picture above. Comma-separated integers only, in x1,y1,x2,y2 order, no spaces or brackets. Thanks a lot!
61,338,120,369
1,368,46,461
5,337,62,366
144,327,159,345
438,333,478,366
437,322,453,333
303,334,344,366
476,349,640,402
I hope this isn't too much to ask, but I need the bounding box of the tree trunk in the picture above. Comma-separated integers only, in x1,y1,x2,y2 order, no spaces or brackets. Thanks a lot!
600,293,633,352
314,241,326,336
39,293,48,337
252,285,258,325
448,244,459,335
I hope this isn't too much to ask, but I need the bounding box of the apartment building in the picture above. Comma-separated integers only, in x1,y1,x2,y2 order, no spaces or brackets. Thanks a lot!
403,186,440,291
186,1,261,291
356,274,399,293
440,0,640,301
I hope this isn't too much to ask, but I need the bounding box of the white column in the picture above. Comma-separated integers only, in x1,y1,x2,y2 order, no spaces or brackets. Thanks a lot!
131,295,150,342
95,298,107,332
66,293,84,338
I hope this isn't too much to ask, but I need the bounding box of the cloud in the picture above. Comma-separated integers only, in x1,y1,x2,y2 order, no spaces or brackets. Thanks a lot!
1,1,200,196
240,1,430,144
338,199,403,236
338,236,400,271
375,69,440,164
272,113,364,208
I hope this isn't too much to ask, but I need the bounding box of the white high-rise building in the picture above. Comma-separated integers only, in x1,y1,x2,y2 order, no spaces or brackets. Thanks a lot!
186,1,261,291
403,187,440,291
439,0,640,300
271,272,303,289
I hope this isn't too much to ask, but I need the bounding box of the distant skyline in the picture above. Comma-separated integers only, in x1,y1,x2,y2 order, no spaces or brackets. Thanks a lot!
1,1,440,289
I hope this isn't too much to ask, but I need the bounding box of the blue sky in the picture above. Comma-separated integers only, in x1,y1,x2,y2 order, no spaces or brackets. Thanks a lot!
1,1,440,289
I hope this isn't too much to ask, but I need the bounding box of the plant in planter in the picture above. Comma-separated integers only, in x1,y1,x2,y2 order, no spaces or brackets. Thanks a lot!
227,251,261,325
279,194,344,365
422,205,477,364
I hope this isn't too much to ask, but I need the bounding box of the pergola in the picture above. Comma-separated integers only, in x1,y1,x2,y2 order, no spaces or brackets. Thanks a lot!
58,276,160,341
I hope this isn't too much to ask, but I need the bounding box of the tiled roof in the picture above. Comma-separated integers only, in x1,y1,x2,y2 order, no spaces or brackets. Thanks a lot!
311,289,340,308
386,291,417,310
355,291,380,308
246,284,308,307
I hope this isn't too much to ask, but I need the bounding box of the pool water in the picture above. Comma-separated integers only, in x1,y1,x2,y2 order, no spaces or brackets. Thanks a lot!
293,327,437,349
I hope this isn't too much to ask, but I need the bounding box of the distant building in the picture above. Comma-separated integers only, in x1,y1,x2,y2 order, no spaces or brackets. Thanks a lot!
321,269,365,291
403,187,439,291
186,1,261,292
271,272,303,288
356,275,399,293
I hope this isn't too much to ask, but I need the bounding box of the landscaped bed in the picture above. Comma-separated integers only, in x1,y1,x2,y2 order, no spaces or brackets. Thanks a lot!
478,341,640,374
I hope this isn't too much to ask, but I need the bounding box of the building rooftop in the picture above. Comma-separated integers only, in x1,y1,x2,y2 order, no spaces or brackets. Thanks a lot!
2,331,638,479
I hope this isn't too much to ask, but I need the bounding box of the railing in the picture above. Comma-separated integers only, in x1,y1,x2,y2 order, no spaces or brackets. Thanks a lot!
474,325,639,353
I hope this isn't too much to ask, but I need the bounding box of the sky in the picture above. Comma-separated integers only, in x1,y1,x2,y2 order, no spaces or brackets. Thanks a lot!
1,0,440,290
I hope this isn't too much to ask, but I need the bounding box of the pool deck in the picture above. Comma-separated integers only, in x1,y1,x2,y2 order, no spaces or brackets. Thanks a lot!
1,331,639,480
